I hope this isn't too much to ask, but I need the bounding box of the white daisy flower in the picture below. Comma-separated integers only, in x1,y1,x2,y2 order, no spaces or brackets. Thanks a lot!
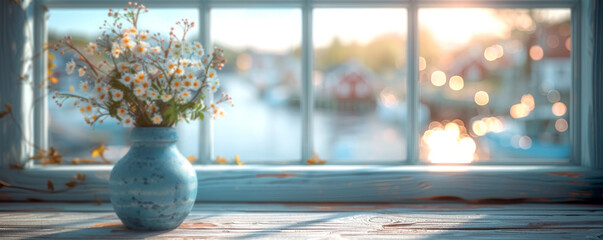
139,31,148,41
66,59,76,75
134,71,146,83
171,80,183,89
111,89,124,101
192,79,202,90
112,44,122,58
147,90,159,99
88,42,97,50
120,74,134,85
96,91,109,102
122,117,133,127
182,79,193,89
80,82,89,92
174,67,185,76
135,42,148,56
117,107,128,117
179,91,192,101
117,63,130,72
121,36,135,50
152,114,162,124
133,86,145,97
78,68,86,77
161,94,172,102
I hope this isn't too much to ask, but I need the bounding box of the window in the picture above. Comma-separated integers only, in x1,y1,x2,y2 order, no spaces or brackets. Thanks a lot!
211,9,302,163
418,8,572,164
313,8,407,163
43,4,575,165
2,0,599,202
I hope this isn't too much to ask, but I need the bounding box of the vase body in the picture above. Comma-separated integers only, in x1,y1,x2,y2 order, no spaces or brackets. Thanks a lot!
109,127,197,231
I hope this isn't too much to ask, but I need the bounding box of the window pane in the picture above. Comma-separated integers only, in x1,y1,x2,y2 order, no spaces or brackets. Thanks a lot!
313,9,407,163
47,9,200,162
418,9,571,163
211,9,302,163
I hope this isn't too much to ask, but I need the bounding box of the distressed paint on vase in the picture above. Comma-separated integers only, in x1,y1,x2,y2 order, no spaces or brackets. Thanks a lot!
109,127,197,231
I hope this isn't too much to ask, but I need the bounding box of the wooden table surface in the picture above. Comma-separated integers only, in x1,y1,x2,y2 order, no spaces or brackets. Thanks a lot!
1,202,602,239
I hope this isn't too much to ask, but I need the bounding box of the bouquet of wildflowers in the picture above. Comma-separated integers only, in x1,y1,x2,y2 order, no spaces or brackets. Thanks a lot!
52,2,232,127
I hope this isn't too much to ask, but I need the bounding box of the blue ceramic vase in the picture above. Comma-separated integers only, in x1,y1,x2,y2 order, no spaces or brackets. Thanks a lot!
109,127,197,231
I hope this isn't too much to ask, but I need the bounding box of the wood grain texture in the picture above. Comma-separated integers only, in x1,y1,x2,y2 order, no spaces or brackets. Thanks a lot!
1,165,602,203
0,202,602,239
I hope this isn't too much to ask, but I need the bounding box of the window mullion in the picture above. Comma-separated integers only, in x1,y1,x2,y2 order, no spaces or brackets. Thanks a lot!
34,0,48,168
406,3,419,164
198,1,213,164
301,0,313,164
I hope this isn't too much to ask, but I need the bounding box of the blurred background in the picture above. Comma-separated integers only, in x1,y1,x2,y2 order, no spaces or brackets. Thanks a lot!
46,7,571,164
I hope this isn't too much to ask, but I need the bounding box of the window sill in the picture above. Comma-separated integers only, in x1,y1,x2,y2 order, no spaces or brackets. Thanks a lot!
2,164,602,203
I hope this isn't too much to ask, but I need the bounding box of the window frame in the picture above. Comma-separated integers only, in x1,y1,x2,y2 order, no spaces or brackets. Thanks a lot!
1,0,601,203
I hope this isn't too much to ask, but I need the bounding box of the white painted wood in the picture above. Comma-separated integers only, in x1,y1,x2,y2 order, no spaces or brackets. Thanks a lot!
0,0,35,169
1,165,601,202
0,0,600,206
198,1,213,164
0,203,602,239
301,0,314,163
406,1,419,164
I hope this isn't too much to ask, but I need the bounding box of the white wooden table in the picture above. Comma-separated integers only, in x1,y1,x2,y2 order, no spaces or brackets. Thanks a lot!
1,202,602,239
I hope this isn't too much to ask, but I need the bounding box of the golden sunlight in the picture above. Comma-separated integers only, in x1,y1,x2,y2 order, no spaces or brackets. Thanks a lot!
423,120,476,164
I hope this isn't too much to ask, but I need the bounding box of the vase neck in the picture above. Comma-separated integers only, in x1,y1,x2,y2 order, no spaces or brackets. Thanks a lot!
129,127,178,143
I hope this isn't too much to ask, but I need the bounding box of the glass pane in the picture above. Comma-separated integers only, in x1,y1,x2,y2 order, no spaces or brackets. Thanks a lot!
313,9,407,163
418,9,571,163
211,9,302,163
47,9,200,163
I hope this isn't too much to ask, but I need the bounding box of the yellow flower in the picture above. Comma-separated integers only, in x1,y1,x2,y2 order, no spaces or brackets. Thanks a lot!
216,155,227,164
235,154,244,166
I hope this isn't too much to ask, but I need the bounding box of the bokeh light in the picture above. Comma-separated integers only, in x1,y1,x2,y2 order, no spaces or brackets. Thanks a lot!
472,120,488,136
431,70,447,86
555,118,568,132
449,75,464,91
510,103,530,118
529,45,544,61
472,117,504,136
484,44,504,61
519,136,532,149
419,57,427,71
547,90,561,103
474,91,489,106
521,94,535,111
236,53,252,70
423,120,476,164
552,102,567,116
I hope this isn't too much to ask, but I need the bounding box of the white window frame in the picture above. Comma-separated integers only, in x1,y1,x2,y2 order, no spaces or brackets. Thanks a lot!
1,0,601,203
